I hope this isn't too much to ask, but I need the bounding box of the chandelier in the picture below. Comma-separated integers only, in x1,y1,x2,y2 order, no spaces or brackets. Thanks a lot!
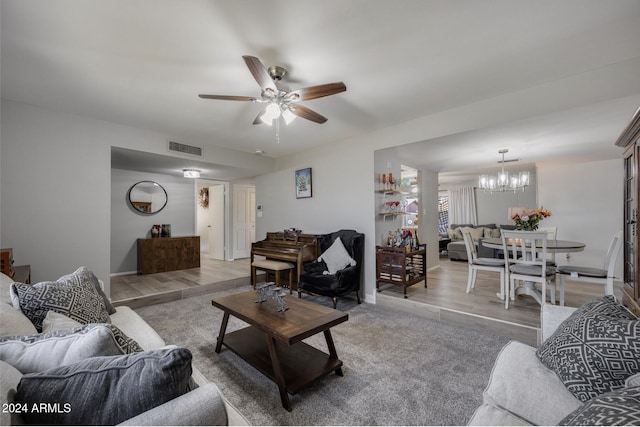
478,149,529,193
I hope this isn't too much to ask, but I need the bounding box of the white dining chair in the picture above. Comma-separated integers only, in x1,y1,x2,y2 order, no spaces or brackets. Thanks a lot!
501,230,557,306
556,230,623,306
537,226,557,266
462,230,509,309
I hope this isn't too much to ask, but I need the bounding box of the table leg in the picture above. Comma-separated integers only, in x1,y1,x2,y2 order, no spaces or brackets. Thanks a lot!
265,334,292,412
215,312,230,353
323,329,343,376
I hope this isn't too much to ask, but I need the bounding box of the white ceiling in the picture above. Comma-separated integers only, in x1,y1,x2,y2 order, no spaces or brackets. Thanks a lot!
2,0,640,179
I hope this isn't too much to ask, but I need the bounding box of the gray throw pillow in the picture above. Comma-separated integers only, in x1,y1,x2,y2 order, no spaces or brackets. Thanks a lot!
10,267,112,332
536,296,640,402
560,386,640,426
15,347,193,425
0,324,124,373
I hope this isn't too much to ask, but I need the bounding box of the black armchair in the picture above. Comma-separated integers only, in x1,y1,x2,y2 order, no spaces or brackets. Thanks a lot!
298,229,364,309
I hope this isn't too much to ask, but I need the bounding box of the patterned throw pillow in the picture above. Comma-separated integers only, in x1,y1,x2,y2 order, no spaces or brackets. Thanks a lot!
537,296,640,402
560,386,640,426
10,268,111,332
15,347,194,425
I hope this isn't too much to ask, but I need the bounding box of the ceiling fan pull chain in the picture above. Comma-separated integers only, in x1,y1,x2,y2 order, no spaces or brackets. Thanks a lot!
275,117,280,143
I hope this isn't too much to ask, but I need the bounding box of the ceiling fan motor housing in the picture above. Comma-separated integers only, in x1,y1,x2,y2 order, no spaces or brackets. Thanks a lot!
268,65,287,81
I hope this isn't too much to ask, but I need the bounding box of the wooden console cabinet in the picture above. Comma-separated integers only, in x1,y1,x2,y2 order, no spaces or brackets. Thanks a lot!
376,244,427,298
137,236,200,275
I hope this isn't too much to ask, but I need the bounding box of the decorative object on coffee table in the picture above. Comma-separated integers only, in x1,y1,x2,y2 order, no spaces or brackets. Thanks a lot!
161,224,171,237
255,282,288,312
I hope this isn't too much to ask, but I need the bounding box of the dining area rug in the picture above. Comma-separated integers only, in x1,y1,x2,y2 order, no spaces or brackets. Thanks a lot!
136,289,510,426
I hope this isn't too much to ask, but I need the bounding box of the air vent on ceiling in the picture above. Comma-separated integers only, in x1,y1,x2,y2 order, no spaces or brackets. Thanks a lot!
168,141,202,157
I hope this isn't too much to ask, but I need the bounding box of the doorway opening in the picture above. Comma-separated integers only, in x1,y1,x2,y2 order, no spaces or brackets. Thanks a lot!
196,180,228,261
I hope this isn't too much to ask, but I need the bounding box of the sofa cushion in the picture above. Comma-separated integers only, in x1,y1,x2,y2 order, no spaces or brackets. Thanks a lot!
451,227,464,240
0,324,124,374
536,296,640,402
0,302,38,337
10,268,111,332
484,228,502,238
467,403,532,426
462,226,484,242
0,360,24,426
15,347,193,425
317,237,356,275
41,310,143,354
483,341,581,425
109,306,166,351
559,386,640,426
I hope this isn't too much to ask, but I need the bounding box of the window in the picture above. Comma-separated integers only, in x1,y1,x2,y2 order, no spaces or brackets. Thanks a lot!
438,195,449,233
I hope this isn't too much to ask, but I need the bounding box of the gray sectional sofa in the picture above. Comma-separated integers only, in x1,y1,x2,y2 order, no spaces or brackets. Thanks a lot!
469,299,639,425
0,271,249,426
446,223,517,261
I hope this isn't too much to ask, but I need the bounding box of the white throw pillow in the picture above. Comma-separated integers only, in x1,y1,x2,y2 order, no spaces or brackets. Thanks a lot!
318,238,356,275
462,226,484,242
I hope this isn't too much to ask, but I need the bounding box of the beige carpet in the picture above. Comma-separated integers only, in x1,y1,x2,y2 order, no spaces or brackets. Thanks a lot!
135,289,509,425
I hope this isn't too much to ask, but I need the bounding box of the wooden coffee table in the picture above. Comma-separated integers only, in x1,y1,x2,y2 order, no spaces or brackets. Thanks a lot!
211,290,348,411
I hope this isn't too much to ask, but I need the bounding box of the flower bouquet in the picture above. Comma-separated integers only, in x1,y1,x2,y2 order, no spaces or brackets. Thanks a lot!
511,207,552,230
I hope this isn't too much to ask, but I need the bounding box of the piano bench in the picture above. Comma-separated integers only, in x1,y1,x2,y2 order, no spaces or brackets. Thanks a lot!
251,260,295,293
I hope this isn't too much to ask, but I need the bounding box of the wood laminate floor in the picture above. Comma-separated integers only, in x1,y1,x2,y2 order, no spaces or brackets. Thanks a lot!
110,254,619,345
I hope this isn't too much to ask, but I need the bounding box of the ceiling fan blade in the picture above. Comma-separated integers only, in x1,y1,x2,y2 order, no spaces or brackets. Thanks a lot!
242,55,277,92
287,82,346,102
198,94,256,101
252,108,266,125
291,104,328,124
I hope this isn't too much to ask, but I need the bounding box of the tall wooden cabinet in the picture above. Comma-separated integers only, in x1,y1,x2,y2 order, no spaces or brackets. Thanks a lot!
616,106,640,316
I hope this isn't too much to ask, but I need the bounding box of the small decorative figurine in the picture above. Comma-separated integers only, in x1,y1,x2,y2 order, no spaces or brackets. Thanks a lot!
255,282,289,312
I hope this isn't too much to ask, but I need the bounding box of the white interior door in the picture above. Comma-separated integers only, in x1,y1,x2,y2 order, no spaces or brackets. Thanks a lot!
208,185,225,260
233,185,255,259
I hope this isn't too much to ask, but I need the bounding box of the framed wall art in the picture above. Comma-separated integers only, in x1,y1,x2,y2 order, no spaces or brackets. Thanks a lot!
295,168,312,199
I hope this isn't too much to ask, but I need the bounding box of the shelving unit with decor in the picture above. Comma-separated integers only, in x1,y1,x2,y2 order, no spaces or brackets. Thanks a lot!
375,244,426,298
376,189,409,221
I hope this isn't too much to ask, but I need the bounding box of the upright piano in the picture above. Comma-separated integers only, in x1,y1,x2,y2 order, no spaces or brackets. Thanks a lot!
251,231,320,288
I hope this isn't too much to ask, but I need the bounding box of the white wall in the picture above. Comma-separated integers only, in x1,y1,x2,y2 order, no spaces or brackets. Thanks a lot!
537,159,623,277
111,168,196,274
1,100,274,296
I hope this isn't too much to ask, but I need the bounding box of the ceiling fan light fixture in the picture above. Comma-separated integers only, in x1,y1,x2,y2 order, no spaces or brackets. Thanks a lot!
282,108,296,125
261,103,281,125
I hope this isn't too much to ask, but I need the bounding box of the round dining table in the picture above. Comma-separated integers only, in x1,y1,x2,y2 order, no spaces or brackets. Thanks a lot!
481,238,586,253
481,237,586,305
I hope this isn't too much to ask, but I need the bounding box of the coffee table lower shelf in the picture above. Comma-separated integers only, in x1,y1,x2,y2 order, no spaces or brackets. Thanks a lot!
221,326,343,396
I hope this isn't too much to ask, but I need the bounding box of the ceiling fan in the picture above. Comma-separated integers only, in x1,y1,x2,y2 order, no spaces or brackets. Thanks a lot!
199,55,346,125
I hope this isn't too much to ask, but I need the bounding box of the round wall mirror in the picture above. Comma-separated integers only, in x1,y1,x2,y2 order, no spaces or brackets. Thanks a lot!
128,181,168,214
